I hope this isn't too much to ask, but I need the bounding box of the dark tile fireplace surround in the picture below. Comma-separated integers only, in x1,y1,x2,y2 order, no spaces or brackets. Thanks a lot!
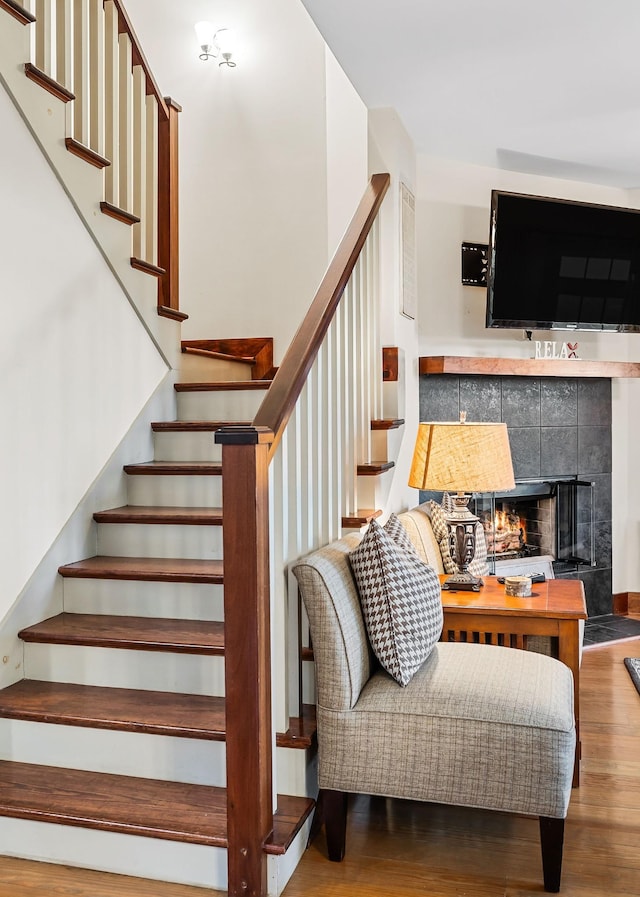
419,374,612,617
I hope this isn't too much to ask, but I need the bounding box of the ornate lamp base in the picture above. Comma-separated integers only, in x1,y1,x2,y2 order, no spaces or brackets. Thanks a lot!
441,492,484,591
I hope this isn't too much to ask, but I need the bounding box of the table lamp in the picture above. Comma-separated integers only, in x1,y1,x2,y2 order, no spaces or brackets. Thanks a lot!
408,414,515,591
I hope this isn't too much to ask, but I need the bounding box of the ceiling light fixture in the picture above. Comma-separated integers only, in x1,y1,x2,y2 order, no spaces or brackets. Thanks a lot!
195,22,236,67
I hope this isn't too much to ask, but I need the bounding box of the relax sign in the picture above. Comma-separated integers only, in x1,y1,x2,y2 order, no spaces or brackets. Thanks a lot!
534,340,579,360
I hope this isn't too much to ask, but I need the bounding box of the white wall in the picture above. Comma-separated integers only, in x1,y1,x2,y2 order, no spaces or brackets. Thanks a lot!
325,48,368,255
125,0,362,363
0,84,168,622
369,108,421,515
416,154,640,591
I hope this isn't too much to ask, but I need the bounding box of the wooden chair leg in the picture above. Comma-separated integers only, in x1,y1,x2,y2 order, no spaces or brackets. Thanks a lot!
323,788,348,862
539,816,565,892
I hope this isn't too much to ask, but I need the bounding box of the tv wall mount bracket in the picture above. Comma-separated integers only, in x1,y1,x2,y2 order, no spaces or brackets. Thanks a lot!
461,242,488,286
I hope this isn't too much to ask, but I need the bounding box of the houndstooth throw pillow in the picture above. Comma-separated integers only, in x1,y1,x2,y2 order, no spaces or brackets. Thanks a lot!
383,512,420,557
349,518,443,686
428,500,489,577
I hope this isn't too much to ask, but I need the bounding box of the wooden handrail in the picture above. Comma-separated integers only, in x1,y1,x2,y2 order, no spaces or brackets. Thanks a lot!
0,0,35,25
252,172,390,459
111,0,169,120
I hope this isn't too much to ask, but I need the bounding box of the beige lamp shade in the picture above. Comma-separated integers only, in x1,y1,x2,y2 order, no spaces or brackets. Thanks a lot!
409,421,515,493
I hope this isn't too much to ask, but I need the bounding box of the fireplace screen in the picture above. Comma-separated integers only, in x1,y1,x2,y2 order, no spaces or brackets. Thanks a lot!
472,478,595,569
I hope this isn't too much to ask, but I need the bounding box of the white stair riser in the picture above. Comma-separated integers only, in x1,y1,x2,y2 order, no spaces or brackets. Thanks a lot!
176,389,266,421
0,818,227,891
0,719,226,786
154,430,222,462
24,644,225,696
276,747,318,798
356,468,394,509
126,474,222,507
178,354,252,382
62,578,224,621
0,816,310,894
96,523,223,560
0,720,313,797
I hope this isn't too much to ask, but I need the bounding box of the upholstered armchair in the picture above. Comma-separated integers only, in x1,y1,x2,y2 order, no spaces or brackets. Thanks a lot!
292,533,576,892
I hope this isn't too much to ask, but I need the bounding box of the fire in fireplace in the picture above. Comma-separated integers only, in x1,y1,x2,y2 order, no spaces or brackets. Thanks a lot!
479,508,527,558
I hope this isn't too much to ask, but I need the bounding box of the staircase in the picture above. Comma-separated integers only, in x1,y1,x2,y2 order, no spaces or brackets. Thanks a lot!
0,360,315,891
0,2,396,895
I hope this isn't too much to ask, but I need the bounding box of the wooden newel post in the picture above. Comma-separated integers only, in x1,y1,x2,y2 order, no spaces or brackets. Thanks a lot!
215,426,275,897
158,96,181,312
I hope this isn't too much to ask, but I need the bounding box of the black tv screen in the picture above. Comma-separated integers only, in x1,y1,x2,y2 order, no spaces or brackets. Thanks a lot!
486,190,640,332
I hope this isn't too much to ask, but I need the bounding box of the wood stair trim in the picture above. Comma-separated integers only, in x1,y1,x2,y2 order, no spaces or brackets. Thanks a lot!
181,338,276,381
174,381,271,392
58,555,224,584
24,63,74,102
151,420,251,432
157,305,188,322
371,418,405,430
356,461,395,476
275,704,316,749
93,506,223,526
130,257,166,277
99,201,140,225
123,461,222,475
183,347,255,365
0,680,316,750
341,509,383,528
1,0,36,24
0,680,226,741
0,761,314,851
65,137,110,168
18,613,225,655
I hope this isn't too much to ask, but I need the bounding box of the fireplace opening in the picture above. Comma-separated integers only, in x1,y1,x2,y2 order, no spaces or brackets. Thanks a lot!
472,478,596,570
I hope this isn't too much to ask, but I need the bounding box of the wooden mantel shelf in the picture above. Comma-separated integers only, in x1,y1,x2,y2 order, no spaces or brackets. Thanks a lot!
419,356,640,378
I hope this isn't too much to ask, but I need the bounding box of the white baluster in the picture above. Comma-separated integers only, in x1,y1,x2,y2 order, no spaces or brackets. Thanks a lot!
35,0,52,76
144,94,158,263
88,0,104,155
103,0,119,205
72,0,90,145
131,64,146,259
118,31,133,213
55,0,72,89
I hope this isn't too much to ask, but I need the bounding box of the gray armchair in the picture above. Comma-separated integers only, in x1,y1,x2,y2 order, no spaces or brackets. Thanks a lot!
292,534,575,892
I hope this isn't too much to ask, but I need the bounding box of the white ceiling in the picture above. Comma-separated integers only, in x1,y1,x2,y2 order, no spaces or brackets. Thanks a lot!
300,0,640,188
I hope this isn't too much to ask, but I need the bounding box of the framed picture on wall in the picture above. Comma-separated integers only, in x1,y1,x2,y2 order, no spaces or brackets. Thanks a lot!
400,181,416,319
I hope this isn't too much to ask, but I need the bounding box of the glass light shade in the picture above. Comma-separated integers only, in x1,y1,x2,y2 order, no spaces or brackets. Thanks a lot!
215,28,235,55
408,421,515,493
194,20,215,50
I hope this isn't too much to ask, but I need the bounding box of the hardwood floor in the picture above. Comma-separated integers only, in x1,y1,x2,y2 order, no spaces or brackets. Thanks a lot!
0,632,637,896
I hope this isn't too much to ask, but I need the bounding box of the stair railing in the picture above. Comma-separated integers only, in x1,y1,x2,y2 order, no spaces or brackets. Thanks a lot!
17,0,180,317
217,172,390,897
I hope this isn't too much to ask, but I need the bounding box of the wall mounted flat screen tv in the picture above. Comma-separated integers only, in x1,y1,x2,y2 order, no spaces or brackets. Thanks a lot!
486,190,640,332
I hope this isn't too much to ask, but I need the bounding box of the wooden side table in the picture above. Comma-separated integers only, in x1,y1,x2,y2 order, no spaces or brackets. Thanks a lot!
440,575,587,786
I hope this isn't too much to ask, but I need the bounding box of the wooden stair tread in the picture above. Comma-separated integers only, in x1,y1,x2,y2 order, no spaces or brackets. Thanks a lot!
0,680,226,740
19,613,225,654
58,555,224,583
0,761,314,852
371,418,405,430
342,509,383,527
356,461,395,475
151,420,250,431
0,680,316,748
123,462,222,475
93,506,223,525
174,381,271,392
